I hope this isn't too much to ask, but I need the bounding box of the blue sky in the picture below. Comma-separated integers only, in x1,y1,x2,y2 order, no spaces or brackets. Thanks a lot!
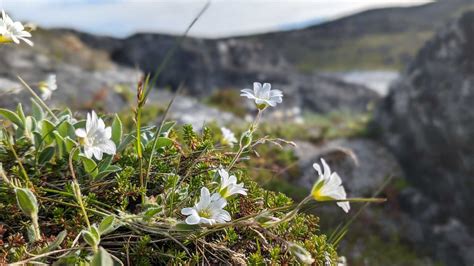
1,0,433,38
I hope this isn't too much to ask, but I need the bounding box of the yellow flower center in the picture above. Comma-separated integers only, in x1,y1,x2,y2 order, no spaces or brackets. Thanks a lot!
198,209,211,219
0,35,12,44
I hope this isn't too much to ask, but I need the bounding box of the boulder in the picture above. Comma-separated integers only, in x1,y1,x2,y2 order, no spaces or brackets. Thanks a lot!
375,11,474,264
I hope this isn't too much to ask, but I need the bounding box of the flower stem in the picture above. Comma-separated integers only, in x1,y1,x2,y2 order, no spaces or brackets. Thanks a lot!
17,76,58,122
227,109,263,171
69,148,91,230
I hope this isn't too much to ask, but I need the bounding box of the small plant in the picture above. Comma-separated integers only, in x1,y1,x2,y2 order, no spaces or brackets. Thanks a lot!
0,10,384,264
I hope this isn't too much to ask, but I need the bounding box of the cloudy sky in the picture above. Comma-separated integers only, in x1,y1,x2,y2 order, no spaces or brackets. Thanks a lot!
2,0,433,38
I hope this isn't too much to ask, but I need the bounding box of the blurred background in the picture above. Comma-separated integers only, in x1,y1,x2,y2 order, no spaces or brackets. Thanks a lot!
1,0,474,265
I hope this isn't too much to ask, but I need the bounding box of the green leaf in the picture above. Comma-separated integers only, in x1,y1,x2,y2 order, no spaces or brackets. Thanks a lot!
91,247,114,266
98,155,113,172
25,116,37,134
57,121,75,139
153,137,173,150
33,131,43,150
40,230,67,253
31,98,44,121
80,155,98,178
117,134,134,153
94,166,122,180
0,108,24,129
98,216,116,236
73,120,86,130
15,188,38,217
53,132,65,159
142,207,162,221
16,103,26,124
82,230,99,249
38,146,55,164
41,119,56,145
159,121,176,136
64,137,78,153
174,223,200,231
111,114,122,146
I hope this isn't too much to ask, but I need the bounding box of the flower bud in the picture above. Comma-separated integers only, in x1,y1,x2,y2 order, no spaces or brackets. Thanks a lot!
239,130,253,149
15,188,39,218
82,225,100,250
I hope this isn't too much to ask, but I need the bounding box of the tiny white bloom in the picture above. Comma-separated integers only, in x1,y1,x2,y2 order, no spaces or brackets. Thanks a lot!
220,127,237,147
39,74,57,100
75,111,116,160
181,187,231,225
0,10,33,46
288,242,315,265
240,82,283,109
217,168,247,198
337,256,347,266
311,158,350,213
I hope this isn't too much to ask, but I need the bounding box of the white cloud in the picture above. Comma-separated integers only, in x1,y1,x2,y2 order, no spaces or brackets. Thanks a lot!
2,0,433,38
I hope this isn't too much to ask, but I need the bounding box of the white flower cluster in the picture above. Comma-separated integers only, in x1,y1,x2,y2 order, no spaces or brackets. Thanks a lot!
0,10,33,46
181,168,247,225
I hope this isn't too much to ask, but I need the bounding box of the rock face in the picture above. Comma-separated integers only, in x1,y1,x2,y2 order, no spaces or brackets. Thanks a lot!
375,11,474,264
103,34,381,114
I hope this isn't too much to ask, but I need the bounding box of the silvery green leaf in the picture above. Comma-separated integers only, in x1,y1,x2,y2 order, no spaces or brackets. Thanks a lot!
111,114,122,146
57,121,75,139
15,188,38,217
82,230,99,248
98,216,116,235
31,98,44,121
80,155,98,178
0,108,24,129
41,119,55,145
90,247,114,266
16,103,26,124
159,121,176,137
40,230,67,253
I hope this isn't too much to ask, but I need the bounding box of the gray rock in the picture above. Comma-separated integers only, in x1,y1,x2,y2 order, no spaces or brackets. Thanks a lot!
375,10,474,264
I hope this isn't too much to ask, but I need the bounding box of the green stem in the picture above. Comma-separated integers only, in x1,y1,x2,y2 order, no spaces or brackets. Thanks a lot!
31,213,42,240
17,76,58,122
69,147,91,230
5,135,31,186
227,109,262,171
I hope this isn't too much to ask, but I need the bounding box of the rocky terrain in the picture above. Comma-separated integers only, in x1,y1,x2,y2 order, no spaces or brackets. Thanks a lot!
375,10,474,265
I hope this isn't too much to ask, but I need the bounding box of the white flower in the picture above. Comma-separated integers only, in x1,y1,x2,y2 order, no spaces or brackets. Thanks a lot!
181,187,231,225
75,111,116,160
240,82,283,109
288,242,315,265
0,10,33,46
217,168,247,198
311,158,350,213
337,256,347,266
220,127,237,147
39,74,57,100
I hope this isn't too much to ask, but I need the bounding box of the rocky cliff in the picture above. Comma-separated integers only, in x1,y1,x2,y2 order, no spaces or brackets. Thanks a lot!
375,10,474,265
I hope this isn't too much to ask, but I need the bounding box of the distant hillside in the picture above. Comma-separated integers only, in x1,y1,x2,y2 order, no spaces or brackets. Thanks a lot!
70,0,473,75
250,0,473,71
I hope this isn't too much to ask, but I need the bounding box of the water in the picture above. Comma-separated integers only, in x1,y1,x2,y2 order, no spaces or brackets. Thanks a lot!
327,70,399,96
